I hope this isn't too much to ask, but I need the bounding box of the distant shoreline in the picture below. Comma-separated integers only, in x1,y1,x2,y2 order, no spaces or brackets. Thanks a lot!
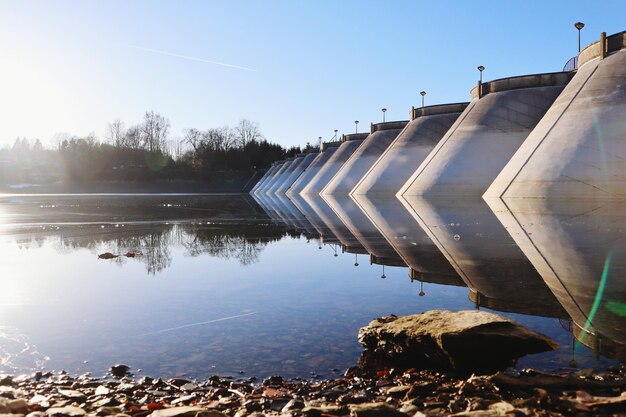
0,179,253,195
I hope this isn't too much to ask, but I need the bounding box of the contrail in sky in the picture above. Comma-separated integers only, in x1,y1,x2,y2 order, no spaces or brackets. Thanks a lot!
123,44,257,72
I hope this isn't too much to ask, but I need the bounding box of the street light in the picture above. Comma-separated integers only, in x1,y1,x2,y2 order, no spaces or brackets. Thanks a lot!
381,108,387,122
574,22,585,53
354,120,359,133
477,65,485,83
333,129,338,140
420,91,426,108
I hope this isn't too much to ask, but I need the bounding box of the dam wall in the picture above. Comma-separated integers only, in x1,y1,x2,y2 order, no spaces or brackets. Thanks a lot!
321,121,408,196
252,162,282,195
486,30,626,199
399,72,573,198
300,133,368,195
287,142,342,197
275,151,319,195
259,159,292,194
353,103,468,197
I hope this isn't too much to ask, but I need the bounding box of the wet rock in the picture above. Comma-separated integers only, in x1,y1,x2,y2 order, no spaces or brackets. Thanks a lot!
301,405,347,416
46,406,87,416
148,407,225,417
94,386,111,396
358,310,557,372
98,253,119,260
25,412,47,417
0,414,25,417
348,402,409,417
6,400,28,414
109,366,130,379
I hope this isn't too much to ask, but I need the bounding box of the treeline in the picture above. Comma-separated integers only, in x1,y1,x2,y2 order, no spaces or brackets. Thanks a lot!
0,112,304,187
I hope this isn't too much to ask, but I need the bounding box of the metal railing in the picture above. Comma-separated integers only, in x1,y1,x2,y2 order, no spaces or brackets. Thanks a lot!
563,55,578,72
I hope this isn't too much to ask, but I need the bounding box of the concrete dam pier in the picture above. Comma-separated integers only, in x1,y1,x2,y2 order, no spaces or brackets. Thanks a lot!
274,150,319,195
287,141,341,197
352,103,468,197
300,133,368,196
251,161,282,195
486,30,626,199
399,72,573,198
322,121,408,196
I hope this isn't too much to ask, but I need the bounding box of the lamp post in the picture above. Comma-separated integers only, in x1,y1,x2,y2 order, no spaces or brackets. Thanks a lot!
354,120,359,133
477,65,485,83
420,91,426,108
333,129,338,140
574,22,585,53
381,108,387,122
354,254,359,267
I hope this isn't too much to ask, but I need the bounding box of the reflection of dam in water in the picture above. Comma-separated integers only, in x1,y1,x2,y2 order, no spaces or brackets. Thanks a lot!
486,31,626,199
301,133,368,195
487,198,626,360
400,196,567,318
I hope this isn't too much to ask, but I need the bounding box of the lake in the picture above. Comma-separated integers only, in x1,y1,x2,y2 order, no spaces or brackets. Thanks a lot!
0,194,622,379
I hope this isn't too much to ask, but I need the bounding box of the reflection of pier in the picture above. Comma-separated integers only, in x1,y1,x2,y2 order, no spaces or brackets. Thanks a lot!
300,193,366,254
288,193,340,244
322,194,405,266
487,197,626,360
400,196,567,318
352,195,463,286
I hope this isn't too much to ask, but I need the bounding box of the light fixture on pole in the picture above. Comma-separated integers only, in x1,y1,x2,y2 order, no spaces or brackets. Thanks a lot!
354,120,359,133
420,91,426,108
574,22,585,53
477,65,485,83
381,108,387,122
380,265,386,279
419,281,425,297
333,129,338,141
354,254,359,267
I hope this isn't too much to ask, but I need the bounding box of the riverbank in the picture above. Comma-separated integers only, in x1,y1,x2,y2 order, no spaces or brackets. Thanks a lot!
1,365,624,417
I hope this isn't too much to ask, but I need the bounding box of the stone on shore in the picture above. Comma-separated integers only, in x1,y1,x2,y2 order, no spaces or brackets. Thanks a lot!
358,310,557,372
148,406,225,417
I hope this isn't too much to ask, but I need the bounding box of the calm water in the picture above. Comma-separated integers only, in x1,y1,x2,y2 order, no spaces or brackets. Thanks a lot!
0,194,623,379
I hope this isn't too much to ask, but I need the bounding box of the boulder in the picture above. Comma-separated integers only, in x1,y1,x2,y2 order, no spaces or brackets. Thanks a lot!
358,310,557,372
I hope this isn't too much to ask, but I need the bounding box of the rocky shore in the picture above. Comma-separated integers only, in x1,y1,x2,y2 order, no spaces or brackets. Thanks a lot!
2,311,624,417
1,364,625,417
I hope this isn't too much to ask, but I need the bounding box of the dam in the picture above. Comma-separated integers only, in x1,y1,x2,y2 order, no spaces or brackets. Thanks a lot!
258,159,292,194
352,103,468,197
287,141,342,197
399,72,573,198
251,161,282,195
265,154,308,195
486,30,626,199
274,150,319,195
300,133,368,196
321,121,408,196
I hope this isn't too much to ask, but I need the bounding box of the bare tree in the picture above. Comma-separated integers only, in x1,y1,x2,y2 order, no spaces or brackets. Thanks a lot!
106,119,126,147
203,126,236,151
124,125,143,149
141,111,170,152
234,119,263,147
183,128,204,152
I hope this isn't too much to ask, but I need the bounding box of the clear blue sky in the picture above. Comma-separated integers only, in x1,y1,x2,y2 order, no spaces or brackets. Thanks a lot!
0,0,624,149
